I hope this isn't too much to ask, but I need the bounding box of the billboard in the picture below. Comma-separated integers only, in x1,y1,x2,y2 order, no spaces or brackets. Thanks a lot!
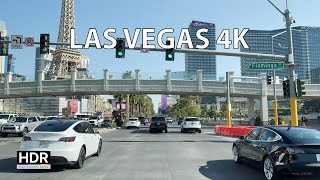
68,99,78,113
5,54,15,73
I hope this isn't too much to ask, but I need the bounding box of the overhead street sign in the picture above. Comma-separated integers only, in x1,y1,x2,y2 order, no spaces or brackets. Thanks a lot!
11,35,23,49
249,62,284,70
24,37,34,47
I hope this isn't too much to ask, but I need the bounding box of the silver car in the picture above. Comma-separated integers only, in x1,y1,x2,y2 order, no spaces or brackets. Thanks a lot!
1,116,41,137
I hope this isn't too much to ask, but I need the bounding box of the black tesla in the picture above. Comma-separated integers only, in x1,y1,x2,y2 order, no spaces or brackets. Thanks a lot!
232,126,320,180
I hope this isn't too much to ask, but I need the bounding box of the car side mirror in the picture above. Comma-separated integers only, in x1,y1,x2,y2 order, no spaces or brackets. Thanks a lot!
239,136,244,140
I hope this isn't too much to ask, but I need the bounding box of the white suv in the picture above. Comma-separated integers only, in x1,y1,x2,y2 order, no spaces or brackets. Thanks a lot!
181,117,201,133
126,118,141,129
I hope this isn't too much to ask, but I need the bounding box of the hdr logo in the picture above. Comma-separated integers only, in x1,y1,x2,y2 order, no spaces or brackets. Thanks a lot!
17,151,51,169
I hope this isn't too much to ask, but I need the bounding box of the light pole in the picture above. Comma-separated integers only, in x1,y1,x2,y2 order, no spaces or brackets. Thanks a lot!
267,0,299,126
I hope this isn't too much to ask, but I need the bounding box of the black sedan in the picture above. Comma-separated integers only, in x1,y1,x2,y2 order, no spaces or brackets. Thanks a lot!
149,116,168,133
101,119,113,127
233,126,320,180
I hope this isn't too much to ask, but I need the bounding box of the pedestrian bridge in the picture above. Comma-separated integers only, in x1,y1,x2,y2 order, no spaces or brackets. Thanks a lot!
0,69,319,99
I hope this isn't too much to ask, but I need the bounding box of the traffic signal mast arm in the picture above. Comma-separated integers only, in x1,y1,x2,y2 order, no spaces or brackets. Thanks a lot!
0,40,287,61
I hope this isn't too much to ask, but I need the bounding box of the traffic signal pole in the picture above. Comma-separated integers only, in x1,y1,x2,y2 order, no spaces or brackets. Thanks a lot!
285,8,299,127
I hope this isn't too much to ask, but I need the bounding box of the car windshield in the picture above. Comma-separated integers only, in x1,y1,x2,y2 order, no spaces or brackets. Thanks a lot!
129,119,138,121
34,120,77,132
185,118,199,121
152,117,165,121
15,117,27,123
280,127,320,144
0,115,10,119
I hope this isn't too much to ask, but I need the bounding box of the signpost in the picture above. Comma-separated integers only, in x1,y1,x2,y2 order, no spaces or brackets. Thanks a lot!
24,37,34,47
249,62,284,70
11,35,23,49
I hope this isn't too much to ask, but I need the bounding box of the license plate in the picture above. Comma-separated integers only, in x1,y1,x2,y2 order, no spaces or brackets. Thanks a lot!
39,141,49,148
316,154,320,162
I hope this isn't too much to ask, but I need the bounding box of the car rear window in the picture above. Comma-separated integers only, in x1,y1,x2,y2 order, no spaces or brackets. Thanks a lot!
185,118,199,121
34,120,77,132
279,128,320,144
129,119,138,121
151,117,165,121
15,117,27,123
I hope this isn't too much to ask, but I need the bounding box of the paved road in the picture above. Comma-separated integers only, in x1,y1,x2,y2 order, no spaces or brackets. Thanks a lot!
0,124,317,180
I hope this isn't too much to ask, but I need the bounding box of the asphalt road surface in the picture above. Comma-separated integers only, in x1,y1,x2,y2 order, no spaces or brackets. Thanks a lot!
0,124,317,180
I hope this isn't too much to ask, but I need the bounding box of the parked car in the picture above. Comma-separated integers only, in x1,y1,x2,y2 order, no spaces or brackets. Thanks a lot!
0,114,18,129
181,117,201,133
88,116,103,127
19,120,102,169
126,118,141,129
1,116,41,137
232,126,320,179
149,116,168,133
101,119,113,128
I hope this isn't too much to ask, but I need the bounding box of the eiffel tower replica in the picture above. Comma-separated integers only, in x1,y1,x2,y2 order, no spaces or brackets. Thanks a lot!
47,0,88,80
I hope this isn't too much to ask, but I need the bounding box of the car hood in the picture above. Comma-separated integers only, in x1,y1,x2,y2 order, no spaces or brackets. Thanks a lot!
3,122,27,126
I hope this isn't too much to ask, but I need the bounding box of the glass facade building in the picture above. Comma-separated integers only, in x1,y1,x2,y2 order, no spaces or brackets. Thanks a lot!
240,26,320,84
186,20,216,80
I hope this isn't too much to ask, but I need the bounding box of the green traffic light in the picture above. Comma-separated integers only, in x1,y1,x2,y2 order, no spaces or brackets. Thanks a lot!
118,51,123,56
168,54,173,59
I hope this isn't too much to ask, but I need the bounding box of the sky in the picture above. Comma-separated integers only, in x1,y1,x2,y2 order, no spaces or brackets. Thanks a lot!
1,0,320,111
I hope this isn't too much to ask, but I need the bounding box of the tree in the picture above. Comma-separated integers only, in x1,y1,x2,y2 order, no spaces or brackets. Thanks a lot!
168,96,201,118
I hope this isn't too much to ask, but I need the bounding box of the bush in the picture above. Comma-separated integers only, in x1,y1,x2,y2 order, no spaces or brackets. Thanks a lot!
269,119,275,125
254,116,262,126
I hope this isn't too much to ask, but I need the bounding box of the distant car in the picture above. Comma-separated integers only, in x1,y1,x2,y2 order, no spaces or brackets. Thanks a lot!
149,116,168,133
1,116,41,137
88,116,103,127
233,126,320,179
126,118,141,129
178,118,184,125
166,118,173,123
0,114,18,129
101,119,113,128
181,117,201,133
19,120,102,169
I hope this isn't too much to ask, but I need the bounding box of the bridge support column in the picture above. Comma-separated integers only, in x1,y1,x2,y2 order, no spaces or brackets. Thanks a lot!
197,70,203,92
135,69,140,91
103,69,109,91
166,70,171,92
37,70,44,93
71,68,77,92
247,97,255,121
260,73,269,124
4,72,12,95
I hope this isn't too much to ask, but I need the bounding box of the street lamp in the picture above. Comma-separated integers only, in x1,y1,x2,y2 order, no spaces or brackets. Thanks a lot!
271,29,305,126
267,0,299,126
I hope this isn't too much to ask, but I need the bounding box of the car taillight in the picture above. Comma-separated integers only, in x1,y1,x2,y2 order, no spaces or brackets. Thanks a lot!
22,136,32,141
59,137,76,142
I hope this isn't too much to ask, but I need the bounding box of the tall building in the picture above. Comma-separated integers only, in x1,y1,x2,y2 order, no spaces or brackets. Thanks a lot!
241,26,320,83
311,67,320,84
0,20,7,74
35,47,55,81
186,20,216,80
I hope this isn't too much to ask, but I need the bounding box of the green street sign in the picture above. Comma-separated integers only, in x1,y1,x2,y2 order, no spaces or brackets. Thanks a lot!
249,62,284,70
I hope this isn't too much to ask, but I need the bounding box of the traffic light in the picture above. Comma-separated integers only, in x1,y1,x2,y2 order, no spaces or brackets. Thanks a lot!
267,75,272,85
116,38,125,58
165,40,174,61
282,80,290,99
0,33,9,56
296,79,306,97
40,34,50,54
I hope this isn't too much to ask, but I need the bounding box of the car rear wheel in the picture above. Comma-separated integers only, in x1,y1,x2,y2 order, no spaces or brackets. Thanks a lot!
198,129,201,133
94,139,102,156
263,156,279,180
232,146,242,164
181,128,184,133
165,129,168,133
72,146,86,169
1,133,8,137
149,129,153,133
